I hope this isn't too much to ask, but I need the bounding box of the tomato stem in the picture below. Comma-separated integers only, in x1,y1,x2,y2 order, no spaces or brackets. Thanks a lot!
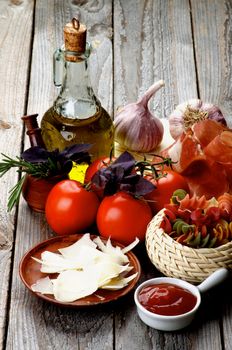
135,155,176,180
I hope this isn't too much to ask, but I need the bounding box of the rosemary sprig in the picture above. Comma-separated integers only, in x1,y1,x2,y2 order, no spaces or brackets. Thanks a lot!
0,155,26,176
7,175,26,212
0,155,57,211
0,154,56,178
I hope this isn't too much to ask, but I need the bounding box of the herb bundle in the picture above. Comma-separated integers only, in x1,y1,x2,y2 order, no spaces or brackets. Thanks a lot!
91,151,155,197
90,151,176,198
0,144,91,211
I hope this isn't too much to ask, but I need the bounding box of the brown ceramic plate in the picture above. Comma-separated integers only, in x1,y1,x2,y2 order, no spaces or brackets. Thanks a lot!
19,234,141,307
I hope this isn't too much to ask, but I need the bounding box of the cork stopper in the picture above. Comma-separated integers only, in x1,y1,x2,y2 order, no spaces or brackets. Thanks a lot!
64,18,87,53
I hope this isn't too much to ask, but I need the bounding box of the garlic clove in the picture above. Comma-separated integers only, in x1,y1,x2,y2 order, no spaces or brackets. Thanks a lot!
122,111,164,152
114,80,165,153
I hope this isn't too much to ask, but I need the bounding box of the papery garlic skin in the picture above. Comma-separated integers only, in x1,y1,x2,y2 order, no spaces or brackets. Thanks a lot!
114,80,165,153
169,98,227,140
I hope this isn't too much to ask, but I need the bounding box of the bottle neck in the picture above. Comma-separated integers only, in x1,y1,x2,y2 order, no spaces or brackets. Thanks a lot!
54,46,99,119
22,114,46,148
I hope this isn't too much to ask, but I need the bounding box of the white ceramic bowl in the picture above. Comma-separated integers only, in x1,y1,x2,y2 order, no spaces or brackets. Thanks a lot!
134,268,229,331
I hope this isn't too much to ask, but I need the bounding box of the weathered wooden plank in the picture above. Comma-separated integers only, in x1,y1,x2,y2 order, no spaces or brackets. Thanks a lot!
114,283,224,350
113,1,223,349
6,1,114,349
0,251,12,349
6,211,115,350
6,206,114,349
222,298,232,350
0,0,34,348
4,1,232,349
0,0,34,241
191,0,232,127
191,2,232,348
113,0,198,117
6,208,113,350
113,0,198,158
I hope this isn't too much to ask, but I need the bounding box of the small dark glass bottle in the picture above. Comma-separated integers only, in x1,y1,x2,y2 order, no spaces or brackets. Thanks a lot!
22,114,45,147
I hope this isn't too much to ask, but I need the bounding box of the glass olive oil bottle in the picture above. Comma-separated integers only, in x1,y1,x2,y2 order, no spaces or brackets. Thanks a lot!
41,18,114,160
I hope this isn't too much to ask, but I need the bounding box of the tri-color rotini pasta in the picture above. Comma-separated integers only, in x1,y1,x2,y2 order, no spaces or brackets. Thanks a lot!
160,190,232,248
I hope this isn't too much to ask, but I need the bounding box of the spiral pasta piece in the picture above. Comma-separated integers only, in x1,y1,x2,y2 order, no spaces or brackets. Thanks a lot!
179,193,208,211
217,193,232,220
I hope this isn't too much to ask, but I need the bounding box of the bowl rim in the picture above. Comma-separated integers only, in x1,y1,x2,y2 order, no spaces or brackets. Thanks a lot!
19,233,142,307
134,277,201,320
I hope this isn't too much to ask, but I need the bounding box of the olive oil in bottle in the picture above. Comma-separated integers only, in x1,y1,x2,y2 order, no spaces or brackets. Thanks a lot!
41,18,114,160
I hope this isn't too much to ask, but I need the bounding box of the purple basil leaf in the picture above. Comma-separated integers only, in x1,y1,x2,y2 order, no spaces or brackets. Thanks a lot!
72,153,91,164
61,160,73,174
118,184,130,192
118,175,155,196
57,144,92,164
103,179,118,196
114,166,126,181
22,144,92,171
133,177,155,196
121,173,141,184
90,151,154,197
21,147,53,163
91,170,110,189
60,144,92,158
113,151,134,164
110,151,135,174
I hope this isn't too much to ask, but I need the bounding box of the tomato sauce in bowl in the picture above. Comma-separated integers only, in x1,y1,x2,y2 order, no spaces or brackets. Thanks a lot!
138,283,197,316
134,269,228,331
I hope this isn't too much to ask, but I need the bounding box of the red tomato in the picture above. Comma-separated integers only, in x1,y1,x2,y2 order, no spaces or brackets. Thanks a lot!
145,170,189,214
45,180,100,235
84,156,116,183
96,192,153,245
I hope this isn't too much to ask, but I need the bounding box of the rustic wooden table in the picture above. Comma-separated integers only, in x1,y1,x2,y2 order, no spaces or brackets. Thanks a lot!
0,1,232,349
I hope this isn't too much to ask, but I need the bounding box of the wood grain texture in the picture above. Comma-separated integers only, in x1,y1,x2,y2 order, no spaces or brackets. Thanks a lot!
219,243,232,345
113,1,225,349
113,0,197,118
191,0,232,127
2,1,232,349
6,1,114,349
0,251,12,349
191,3,232,347
0,0,34,238
0,0,34,348
222,296,232,350
7,206,114,350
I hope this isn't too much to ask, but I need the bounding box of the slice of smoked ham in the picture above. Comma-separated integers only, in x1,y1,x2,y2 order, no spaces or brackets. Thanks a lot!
159,119,232,198
204,131,232,164
164,129,208,180
184,161,229,198
192,119,228,149
204,130,232,191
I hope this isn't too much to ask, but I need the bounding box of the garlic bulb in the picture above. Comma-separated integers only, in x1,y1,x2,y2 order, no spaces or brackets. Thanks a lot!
169,98,227,140
114,80,165,153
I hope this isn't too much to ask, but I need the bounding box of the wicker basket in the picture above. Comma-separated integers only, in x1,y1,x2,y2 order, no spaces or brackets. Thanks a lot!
146,210,232,284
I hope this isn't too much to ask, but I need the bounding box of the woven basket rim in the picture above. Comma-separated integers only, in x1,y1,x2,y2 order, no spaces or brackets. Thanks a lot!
148,209,232,253
145,209,232,283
